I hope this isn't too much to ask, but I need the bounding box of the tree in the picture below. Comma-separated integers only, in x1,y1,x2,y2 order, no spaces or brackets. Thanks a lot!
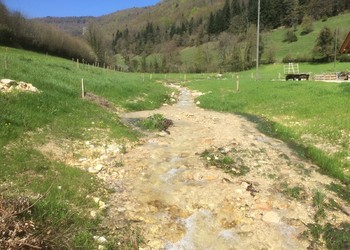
307,0,333,20
141,55,147,72
300,15,314,35
222,0,231,31
231,0,241,17
283,29,298,43
228,41,242,72
85,23,106,63
264,44,277,64
313,26,334,61
207,12,216,34
282,0,299,28
218,32,233,69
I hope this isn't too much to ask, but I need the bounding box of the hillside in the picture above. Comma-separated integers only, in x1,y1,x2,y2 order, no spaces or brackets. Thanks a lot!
35,16,95,36
17,0,350,73
0,46,171,248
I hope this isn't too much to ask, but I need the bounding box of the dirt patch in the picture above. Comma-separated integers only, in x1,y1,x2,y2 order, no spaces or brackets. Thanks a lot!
84,92,123,113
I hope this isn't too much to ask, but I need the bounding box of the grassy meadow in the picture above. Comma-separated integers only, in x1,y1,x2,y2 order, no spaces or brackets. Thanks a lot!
1,44,350,248
0,46,170,248
179,12,350,68
264,12,350,62
175,62,350,185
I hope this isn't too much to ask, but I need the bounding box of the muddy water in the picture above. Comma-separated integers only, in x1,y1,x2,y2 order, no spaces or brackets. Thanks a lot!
105,86,347,249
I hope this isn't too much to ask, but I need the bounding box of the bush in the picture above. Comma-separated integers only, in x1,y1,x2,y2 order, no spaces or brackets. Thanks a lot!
283,29,298,43
300,15,314,35
338,54,350,62
282,54,295,63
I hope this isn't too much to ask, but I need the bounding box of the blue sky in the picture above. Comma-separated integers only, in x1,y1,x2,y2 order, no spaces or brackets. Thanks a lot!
3,0,161,18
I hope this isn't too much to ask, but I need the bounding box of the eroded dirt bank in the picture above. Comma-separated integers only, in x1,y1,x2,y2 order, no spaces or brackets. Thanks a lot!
103,85,349,249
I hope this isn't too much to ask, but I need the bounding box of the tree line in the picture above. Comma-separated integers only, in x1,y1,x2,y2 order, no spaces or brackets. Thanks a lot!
1,0,349,73
0,1,95,63
88,0,349,73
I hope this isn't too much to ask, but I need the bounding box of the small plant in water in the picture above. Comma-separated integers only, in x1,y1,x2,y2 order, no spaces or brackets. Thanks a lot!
280,183,306,200
138,114,173,133
200,149,250,176
139,114,165,130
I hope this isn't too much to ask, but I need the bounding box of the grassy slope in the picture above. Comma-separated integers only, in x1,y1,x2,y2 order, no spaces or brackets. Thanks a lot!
179,12,350,67
264,12,350,61
0,47,170,248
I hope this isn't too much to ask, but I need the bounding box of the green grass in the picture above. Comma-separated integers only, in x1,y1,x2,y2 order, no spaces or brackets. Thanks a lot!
263,12,350,62
201,148,250,176
177,63,350,184
280,183,307,201
138,113,166,131
177,12,350,69
0,47,171,248
0,47,172,146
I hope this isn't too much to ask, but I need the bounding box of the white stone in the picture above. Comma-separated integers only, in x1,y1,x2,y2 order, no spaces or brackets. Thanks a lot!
97,237,107,244
1,79,15,85
262,211,281,224
117,207,126,212
90,210,97,218
88,164,104,173
158,131,168,137
99,201,107,210
235,189,243,194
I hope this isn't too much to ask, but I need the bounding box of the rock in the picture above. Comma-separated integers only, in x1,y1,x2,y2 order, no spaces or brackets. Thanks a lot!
99,201,107,210
117,207,126,212
1,79,16,85
88,164,104,173
157,131,168,137
94,236,107,244
1,79,40,93
262,211,281,224
235,189,243,195
196,101,201,105
90,210,97,218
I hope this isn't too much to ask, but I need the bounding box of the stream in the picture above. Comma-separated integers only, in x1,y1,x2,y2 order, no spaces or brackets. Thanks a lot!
103,85,348,249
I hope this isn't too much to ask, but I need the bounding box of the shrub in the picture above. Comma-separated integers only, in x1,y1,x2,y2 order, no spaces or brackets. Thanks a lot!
283,29,298,43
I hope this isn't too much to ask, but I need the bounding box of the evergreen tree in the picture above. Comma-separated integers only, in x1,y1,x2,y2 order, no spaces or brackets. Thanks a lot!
231,0,241,17
222,0,231,30
282,0,299,28
208,12,216,34
313,26,335,61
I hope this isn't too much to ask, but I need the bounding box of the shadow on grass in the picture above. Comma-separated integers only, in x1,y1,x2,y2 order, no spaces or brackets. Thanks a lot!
237,112,350,185
326,183,350,203
339,82,350,95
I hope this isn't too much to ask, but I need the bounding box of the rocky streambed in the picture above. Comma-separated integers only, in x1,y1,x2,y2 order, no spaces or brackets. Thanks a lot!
98,85,350,249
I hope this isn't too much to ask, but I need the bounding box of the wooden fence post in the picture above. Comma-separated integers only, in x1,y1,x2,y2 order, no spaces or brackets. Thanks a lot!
236,75,240,93
81,78,85,98
77,59,79,69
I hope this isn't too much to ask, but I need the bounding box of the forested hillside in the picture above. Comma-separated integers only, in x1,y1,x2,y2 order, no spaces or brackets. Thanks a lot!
3,0,350,73
92,0,350,72
0,1,95,62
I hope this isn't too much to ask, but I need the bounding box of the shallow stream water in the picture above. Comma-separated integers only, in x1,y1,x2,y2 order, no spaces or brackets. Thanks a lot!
105,85,348,249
